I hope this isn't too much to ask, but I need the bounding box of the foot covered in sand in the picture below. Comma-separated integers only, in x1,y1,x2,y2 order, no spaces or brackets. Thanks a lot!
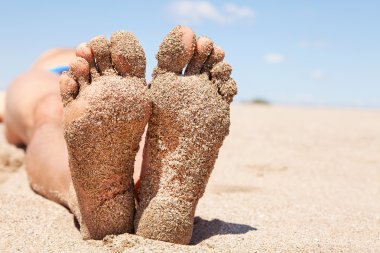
134,26,237,244
59,31,151,239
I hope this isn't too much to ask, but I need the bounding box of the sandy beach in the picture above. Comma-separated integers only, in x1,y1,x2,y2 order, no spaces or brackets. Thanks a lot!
1,104,379,252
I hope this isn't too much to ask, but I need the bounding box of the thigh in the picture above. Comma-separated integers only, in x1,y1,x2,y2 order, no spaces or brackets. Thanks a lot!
5,69,61,145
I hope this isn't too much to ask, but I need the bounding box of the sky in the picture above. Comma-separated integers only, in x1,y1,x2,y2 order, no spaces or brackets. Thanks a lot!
0,0,379,108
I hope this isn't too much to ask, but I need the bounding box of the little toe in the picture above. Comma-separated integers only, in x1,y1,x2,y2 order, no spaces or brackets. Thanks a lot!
185,36,213,75
210,61,237,104
217,78,237,104
110,31,146,78
202,45,225,74
156,25,196,74
88,36,115,75
59,72,79,106
69,57,90,87
76,43,99,79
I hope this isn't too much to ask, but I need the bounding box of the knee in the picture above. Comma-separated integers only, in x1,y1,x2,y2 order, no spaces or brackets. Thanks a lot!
32,48,75,69
33,94,63,127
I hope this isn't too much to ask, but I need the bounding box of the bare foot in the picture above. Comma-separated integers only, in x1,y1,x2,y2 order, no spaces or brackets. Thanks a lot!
60,31,151,239
134,26,237,244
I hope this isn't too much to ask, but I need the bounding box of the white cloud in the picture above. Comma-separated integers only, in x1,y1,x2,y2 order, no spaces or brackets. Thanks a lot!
263,53,286,64
167,1,255,24
224,3,255,19
311,69,326,80
300,40,329,49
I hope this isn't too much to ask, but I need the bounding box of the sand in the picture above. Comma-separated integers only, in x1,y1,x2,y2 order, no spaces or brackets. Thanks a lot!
61,31,151,240
185,36,213,75
135,26,236,244
1,104,380,252
156,25,196,74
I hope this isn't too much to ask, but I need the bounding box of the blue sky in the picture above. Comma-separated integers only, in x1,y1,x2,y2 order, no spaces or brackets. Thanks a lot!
0,0,379,107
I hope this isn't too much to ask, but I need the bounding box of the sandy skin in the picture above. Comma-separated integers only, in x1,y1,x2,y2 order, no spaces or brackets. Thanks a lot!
61,26,237,243
60,32,151,239
134,26,237,244
2,25,236,244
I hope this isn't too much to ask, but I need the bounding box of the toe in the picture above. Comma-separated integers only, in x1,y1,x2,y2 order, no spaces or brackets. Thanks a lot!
76,43,99,80
156,25,196,74
69,57,90,87
59,72,79,106
88,35,115,75
210,61,232,81
202,45,225,74
110,31,146,78
210,61,237,104
217,78,237,104
185,36,214,75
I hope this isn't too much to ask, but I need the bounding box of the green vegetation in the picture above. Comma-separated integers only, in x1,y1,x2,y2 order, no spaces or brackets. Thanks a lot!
250,98,270,105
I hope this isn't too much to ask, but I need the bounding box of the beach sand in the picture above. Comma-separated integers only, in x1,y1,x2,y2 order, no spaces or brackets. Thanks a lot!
1,104,379,252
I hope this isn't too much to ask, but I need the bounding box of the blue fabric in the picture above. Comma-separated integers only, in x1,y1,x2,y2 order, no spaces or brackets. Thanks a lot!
49,66,70,74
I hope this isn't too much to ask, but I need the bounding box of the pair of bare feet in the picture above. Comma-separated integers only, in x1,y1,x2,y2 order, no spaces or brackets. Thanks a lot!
60,26,237,245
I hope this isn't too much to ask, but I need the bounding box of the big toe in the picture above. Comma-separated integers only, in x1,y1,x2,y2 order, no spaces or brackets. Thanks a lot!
110,31,146,78
89,35,114,75
156,25,196,73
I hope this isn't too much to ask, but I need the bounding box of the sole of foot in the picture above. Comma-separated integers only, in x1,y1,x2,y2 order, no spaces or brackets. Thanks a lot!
60,31,151,239
134,26,237,244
